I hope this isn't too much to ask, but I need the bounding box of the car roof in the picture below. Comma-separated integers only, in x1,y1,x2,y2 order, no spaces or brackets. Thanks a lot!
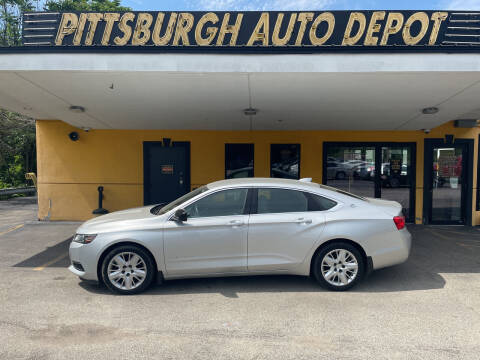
207,178,322,191
206,178,368,204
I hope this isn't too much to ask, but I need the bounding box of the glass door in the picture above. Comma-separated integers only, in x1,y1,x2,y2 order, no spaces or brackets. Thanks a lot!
380,146,414,222
423,137,474,225
429,145,466,224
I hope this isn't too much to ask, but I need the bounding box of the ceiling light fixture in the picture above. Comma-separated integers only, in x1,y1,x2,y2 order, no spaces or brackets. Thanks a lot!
244,108,258,116
69,105,86,113
422,107,439,115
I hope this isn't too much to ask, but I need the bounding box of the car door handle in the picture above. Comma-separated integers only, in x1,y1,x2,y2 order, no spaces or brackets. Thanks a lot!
294,218,312,224
228,220,245,226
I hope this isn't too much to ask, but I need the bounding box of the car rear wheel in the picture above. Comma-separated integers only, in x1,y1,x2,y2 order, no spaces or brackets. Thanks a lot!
389,177,401,188
313,242,364,291
101,245,155,295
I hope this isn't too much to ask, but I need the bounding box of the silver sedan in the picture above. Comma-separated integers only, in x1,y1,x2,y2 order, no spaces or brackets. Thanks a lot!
69,178,411,294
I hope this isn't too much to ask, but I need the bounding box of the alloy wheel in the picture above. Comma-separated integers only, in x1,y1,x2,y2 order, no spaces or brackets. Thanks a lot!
107,252,147,290
321,249,359,287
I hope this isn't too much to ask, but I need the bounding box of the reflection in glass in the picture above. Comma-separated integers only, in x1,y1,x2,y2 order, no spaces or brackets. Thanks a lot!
380,147,412,220
431,147,463,223
270,144,300,179
225,144,254,179
185,188,248,218
326,146,375,198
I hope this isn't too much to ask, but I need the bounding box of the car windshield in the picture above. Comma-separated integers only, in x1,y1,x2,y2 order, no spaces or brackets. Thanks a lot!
317,184,366,201
150,186,209,215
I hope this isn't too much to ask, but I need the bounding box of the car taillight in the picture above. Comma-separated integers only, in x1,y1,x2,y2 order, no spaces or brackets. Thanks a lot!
393,216,405,230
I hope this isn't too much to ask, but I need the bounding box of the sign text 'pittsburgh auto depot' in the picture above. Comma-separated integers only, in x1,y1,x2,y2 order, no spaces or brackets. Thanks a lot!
24,10,477,49
56,11,450,47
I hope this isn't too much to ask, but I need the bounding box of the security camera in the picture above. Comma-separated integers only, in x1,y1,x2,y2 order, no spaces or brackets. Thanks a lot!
423,129,431,134
68,131,79,141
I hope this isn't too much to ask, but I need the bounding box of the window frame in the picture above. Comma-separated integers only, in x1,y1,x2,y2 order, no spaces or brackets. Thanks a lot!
270,143,301,180
225,143,255,179
477,134,480,211
323,141,416,223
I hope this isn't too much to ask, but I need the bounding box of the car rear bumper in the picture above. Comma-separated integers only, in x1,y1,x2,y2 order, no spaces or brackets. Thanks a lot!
370,228,412,270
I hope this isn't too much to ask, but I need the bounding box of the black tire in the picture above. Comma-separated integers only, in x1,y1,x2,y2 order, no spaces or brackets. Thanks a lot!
336,171,346,180
312,242,365,291
390,178,400,188
101,245,156,295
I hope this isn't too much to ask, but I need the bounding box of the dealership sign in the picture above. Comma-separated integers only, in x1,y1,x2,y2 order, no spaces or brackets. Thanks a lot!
22,11,479,50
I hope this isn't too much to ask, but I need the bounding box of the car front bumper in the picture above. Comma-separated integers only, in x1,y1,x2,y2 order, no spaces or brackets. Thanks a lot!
68,240,100,281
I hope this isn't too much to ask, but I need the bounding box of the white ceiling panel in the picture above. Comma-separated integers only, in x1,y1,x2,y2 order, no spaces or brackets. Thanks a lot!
1,52,480,130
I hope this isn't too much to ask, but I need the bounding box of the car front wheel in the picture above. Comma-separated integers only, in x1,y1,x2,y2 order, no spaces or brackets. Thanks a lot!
101,245,155,294
313,242,364,291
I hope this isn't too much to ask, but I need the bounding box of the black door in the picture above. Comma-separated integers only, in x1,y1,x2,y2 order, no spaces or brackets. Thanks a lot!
424,138,473,225
144,141,190,205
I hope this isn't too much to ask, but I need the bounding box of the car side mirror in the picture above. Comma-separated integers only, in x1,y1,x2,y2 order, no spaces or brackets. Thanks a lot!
172,208,188,222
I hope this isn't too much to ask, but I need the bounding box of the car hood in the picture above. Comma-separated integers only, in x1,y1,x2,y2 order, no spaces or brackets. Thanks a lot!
365,197,402,217
76,206,157,233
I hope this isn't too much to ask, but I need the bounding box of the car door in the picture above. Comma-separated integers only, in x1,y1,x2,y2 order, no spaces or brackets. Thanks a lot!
247,188,333,272
163,187,250,276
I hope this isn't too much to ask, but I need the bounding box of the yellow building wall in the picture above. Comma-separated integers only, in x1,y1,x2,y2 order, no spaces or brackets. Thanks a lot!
36,120,480,224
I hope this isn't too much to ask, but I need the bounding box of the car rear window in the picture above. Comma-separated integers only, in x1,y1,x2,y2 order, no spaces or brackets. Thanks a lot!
317,184,366,201
307,193,337,211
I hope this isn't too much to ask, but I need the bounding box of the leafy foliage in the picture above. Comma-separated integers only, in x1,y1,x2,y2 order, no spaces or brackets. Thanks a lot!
0,110,36,188
0,0,34,46
0,0,129,189
44,0,130,11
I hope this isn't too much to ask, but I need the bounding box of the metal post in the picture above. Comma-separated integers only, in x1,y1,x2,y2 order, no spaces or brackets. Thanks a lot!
93,186,109,215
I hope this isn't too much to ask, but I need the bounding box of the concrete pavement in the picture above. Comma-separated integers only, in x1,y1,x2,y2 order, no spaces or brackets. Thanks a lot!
0,199,479,359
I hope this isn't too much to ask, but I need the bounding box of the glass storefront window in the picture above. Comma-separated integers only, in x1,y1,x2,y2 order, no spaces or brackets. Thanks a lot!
324,143,415,222
270,144,300,179
225,144,254,179
325,146,375,198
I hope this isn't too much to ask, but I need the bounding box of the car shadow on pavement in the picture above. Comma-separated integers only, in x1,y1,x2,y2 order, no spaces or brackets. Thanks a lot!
13,237,71,268
14,224,480,296
78,258,446,298
80,224,480,296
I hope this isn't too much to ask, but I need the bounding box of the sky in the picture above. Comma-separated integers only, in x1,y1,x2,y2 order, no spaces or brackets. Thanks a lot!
120,0,480,11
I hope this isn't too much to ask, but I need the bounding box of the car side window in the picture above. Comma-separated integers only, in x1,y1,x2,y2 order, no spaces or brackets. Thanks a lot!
257,188,308,214
306,193,337,211
185,188,248,218
257,188,337,214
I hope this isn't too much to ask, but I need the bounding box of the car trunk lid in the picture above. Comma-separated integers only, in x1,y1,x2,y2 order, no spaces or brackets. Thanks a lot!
365,197,403,217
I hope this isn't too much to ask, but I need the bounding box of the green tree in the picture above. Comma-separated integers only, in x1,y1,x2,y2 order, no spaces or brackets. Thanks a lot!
0,0,130,189
44,0,130,11
0,0,34,46
0,109,36,188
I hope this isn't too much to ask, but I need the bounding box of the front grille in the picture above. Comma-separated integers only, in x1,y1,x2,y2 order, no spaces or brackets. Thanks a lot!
72,261,84,272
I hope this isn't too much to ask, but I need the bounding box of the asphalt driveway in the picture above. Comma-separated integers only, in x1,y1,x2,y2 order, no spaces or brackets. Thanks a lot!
0,198,479,359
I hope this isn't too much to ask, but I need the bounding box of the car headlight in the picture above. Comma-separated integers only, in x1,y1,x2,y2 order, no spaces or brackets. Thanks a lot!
73,234,97,244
